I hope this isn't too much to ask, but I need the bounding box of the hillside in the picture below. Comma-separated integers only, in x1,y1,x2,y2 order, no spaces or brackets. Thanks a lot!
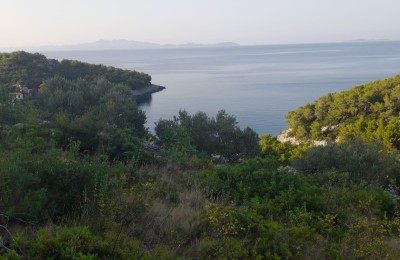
284,74,400,149
0,51,151,92
1,61,400,258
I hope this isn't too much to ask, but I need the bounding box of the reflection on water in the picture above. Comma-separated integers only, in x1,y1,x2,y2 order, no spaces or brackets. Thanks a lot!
136,94,152,107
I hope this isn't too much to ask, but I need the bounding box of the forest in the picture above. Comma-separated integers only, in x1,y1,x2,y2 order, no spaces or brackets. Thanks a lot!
0,51,151,92
285,75,400,150
0,52,400,259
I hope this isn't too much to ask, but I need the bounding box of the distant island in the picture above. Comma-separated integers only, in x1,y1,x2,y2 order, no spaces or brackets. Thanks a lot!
0,39,239,52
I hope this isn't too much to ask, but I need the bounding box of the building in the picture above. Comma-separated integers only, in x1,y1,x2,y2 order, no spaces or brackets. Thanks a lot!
9,92,24,101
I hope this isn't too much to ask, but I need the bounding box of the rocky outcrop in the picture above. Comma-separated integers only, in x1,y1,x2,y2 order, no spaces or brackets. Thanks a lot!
321,124,339,133
142,141,162,155
132,84,165,97
277,128,329,146
277,129,302,145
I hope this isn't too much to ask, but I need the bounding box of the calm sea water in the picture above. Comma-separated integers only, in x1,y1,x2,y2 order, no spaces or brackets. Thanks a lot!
43,41,400,135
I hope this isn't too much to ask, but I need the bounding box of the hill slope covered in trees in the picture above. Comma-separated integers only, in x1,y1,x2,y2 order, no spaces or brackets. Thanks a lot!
0,51,151,92
1,61,400,259
285,74,400,149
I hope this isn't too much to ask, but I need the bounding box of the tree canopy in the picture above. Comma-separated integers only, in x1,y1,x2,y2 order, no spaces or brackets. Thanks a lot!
155,110,260,162
0,51,151,91
285,74,400,149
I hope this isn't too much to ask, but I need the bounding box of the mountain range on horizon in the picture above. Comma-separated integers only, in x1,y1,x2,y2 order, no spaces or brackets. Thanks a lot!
0,39,239,52
1,38,396,53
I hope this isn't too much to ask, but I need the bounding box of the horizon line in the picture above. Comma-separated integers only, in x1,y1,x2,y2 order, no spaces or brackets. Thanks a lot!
0,38,397,52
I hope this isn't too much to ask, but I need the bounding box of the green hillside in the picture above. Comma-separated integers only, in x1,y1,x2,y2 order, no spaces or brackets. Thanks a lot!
286,74,400,149
0,51,151,91
1,63,400,259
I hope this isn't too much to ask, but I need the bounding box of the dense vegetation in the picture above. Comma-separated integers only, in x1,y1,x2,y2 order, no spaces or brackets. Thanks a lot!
0,51,151,92
155,110,259,163
1,58,400,259
286,74,400,149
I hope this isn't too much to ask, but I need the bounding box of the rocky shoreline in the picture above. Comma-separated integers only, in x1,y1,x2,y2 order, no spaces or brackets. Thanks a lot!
132,84,166,97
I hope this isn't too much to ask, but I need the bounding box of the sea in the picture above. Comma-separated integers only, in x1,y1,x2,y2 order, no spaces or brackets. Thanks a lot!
43,41,400,135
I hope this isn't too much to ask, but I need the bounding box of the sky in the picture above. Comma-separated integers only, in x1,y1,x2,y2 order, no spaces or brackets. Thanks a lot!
1,0,399,48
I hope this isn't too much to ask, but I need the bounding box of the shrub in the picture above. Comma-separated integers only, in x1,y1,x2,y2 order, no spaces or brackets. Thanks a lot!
293,139,400,187
155,110,260,162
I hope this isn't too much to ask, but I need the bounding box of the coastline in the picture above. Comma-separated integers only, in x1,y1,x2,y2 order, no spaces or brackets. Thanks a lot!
132,84,166,97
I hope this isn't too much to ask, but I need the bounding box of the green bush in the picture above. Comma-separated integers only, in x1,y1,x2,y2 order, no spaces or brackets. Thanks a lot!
155,110,260,162
103,128,155,163
293,139,400,187
202,157,323,213
0,143,118,221
29,226,107,259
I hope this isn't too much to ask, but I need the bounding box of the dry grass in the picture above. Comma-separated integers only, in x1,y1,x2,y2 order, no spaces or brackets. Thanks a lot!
141,188,205,250
385,238,400,259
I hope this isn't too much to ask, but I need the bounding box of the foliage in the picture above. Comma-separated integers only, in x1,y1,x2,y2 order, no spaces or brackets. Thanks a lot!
102,128,155,163
0,143,119,221
154,117,195,154
259,134,311,164
155,110,260,162
286,74,400,149
0,51,151,91
293,139,400,187
202,157,323,213
28,226,107,259
0,84,38,137
37,76,146,135
35,76,147,155
2,61,400,258
199,157,400,259
201,204,320,259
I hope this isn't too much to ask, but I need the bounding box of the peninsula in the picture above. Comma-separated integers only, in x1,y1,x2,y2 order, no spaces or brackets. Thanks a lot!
0,51,159,96
131,83,166,97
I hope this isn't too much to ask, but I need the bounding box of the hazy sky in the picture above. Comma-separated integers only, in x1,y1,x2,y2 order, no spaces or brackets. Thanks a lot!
1,0,399,48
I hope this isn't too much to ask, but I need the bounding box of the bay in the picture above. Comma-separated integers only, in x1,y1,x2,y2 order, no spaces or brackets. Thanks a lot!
43,41,400,135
